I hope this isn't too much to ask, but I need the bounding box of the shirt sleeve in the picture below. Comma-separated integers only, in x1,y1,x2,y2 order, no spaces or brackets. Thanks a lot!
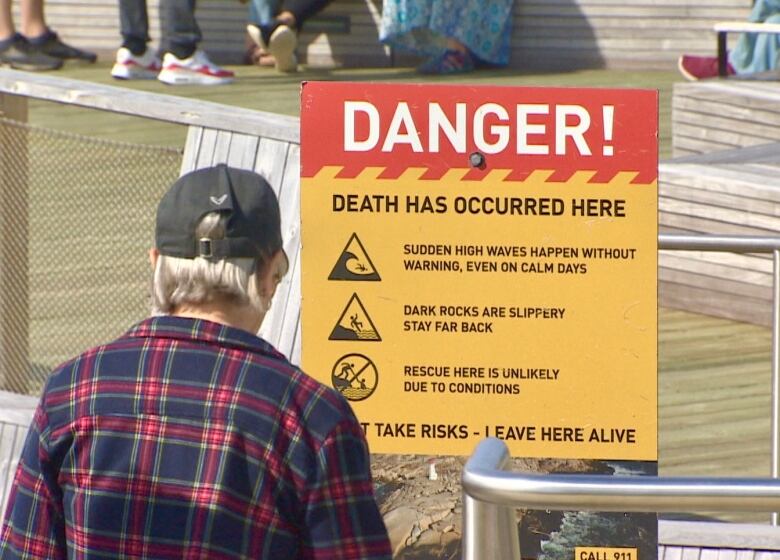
0,406,67,560
301,419,392,560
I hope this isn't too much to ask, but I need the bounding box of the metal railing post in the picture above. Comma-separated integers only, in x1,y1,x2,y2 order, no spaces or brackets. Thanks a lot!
462,439,521,560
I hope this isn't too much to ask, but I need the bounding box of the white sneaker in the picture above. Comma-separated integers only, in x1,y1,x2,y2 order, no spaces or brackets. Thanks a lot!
111,47,161,80
157,50,234,85
247,23,298,72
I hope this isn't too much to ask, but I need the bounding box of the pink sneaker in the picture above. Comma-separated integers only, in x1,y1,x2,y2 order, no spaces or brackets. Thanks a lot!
157,50,234,85
678,54,735,81
111,47,161,80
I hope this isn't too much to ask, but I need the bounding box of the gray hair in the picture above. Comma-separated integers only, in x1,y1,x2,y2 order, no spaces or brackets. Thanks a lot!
151,212,266,315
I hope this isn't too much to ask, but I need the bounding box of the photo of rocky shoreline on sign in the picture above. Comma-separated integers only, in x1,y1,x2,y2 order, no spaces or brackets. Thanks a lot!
372,455,657,560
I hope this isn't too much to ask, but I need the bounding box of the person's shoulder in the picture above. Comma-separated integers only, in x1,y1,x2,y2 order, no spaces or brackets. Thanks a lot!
40,330,141,412
275,362,360,439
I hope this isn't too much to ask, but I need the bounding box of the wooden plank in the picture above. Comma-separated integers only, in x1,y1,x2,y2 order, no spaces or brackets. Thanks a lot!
193,128,219,169
667,143,780,164
660,282,773,326
659,520,780,550
659,267,771,301
660,211,775,236
715,21,780,34
258,144,300,358
672,122,780,151
665,547,686,560
180,126,204,175
702,549,724,560
659,183,780,218
660,198,780,231
0,420,28,519
661,166,780,199
682,549,703,560
754,553,780,560
0,70,299,143
253,138,291,195
277,246,301,360
226,133,259,170
210,130,234,164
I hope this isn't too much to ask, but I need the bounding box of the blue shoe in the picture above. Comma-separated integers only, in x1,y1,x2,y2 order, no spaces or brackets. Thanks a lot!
417,49,475,74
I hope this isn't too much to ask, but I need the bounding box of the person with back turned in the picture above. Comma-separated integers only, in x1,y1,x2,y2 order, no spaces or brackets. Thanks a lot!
0,164,392,559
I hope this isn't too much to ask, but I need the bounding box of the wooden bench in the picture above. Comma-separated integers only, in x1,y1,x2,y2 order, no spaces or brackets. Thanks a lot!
659,519,780,560
659,142,780,327
11,0,753,69
714,21,780,76
672,80,780,157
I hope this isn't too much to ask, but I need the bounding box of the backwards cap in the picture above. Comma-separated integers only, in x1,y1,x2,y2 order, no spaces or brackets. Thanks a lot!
155,164,282,260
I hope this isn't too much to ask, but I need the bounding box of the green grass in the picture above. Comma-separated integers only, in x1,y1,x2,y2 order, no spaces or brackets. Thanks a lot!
30,62,679,158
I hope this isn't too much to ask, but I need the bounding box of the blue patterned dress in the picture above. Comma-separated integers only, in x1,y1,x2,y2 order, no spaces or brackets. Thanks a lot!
380,0,514,66
728,0,780,74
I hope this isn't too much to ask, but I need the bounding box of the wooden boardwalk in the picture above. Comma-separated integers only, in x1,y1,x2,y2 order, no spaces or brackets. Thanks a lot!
658,308,773,523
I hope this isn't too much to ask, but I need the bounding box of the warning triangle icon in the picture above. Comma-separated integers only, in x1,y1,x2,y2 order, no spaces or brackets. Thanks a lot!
328,233,381,281
329,293,381,342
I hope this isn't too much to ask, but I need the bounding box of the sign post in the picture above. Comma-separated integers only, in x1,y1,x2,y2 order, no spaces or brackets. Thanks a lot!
301,80,658,559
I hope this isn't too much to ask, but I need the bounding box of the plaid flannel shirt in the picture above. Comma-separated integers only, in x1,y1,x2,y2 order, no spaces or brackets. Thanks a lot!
0,316,391,559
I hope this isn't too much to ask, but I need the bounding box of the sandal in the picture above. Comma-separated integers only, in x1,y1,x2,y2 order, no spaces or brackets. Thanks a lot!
417,49,475,75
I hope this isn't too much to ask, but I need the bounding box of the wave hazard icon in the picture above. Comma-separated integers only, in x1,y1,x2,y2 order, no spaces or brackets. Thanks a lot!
331,353,378,401
328,233,381,281
329,293,381,341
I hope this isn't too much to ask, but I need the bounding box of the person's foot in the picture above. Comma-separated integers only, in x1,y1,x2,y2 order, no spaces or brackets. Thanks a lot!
111,47,161,80
156,50,235,85
417,49,475,74
247,22,297,72
244,43,276,67
0,34,62,71
678,54,735,80
23,29,97,62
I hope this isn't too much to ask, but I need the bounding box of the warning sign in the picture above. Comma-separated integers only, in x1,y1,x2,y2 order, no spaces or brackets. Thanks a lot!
328,233,381,281
331,353,379,401
329,293,381,341
300,82,658,461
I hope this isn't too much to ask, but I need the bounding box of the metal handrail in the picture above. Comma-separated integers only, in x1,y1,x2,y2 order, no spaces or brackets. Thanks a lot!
461,234,780,559
462,438,780,560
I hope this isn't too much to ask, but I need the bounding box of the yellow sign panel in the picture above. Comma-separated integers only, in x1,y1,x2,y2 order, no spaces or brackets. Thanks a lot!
300,82,658,460
576,547,638,560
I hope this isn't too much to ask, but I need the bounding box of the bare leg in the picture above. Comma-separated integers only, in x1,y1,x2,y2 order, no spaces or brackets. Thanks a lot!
0,0,15,41
19,0,47,38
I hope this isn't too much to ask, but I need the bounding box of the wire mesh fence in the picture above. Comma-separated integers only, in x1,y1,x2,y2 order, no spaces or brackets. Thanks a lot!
0,117,182,395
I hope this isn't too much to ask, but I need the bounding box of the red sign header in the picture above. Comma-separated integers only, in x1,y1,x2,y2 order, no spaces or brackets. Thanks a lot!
300,82,657,183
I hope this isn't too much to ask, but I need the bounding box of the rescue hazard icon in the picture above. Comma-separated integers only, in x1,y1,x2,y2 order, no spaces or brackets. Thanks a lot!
331,353,378,401
328,233,381,281
329,293,381,341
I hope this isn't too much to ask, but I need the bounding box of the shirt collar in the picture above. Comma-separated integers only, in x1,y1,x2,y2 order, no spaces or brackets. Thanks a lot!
125,315,286,361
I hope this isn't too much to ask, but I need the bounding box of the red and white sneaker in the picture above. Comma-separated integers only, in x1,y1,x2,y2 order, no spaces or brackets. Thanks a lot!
111,47,161,80
678,54,735,81
157,50,234,85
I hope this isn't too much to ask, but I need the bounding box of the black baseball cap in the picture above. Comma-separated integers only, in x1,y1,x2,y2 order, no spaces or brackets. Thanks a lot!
155,164,283,260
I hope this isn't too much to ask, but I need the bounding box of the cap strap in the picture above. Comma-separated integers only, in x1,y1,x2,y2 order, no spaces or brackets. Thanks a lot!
197,237,260,259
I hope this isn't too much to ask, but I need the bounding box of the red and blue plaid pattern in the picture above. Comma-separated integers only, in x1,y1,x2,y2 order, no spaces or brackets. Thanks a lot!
0,316,391,559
